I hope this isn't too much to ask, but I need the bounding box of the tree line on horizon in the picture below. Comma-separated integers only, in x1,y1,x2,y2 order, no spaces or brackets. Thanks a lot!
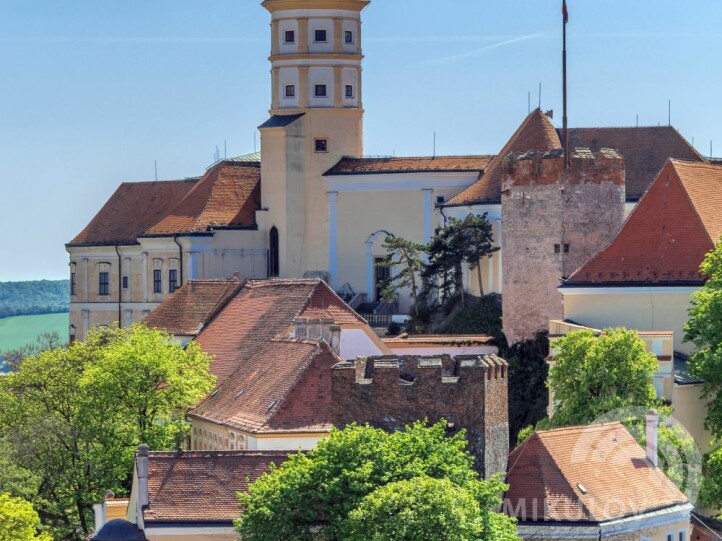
0,280,69,319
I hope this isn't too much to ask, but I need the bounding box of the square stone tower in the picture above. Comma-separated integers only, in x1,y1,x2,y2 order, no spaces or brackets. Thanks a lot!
501,148,626,344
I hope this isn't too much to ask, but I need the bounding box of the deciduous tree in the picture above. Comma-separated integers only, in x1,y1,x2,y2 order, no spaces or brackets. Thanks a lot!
0,324,215,540
547,328,659,426
236,421,519,541
0,493,51,541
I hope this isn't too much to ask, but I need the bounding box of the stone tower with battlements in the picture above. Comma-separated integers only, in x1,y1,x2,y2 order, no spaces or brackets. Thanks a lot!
501,147,626,344
332,354,509,479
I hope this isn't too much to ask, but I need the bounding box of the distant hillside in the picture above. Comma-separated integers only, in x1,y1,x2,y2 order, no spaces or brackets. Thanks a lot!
0,280,69,319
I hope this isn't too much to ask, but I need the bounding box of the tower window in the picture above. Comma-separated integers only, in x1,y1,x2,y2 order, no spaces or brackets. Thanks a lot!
70,271,76,295
269,227,279,277
284,30,295,44
315,84,327,97
98,272,109,296
122,276,128,289
153,270,162,293
315,139,328,153
169,269,178,293
285,84,295,98
345,30,353,44
314,29,327,42
345,85,353,98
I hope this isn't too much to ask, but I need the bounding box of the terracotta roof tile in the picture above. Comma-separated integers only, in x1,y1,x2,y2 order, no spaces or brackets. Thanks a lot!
187,279,364,433
564,126,703,201
565,159,721,286
68,179,197,246
447,109,561,205
505,423,687,523
143,279,244,336
324,155,492,176
190,339,338,434
143,450,290,523
145,161,261,235
193,279,353,385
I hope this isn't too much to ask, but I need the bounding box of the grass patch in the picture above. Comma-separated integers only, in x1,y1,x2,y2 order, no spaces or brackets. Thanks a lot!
0,313,68,351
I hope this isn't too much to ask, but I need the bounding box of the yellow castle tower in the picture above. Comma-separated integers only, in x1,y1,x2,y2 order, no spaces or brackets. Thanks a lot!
259,0,369,282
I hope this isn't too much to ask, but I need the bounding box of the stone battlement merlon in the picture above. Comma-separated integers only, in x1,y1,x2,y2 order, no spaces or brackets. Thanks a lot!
333,354,507,385
502,147,626,189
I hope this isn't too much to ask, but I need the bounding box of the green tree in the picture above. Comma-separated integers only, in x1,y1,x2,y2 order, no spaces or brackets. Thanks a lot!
547,328,659,426
1,332,63,372
0,493,51,541
423,215,499,309
345,476,517,541
236,421,519,541
0,324,215,540
684,241,722,436
378,236,425,317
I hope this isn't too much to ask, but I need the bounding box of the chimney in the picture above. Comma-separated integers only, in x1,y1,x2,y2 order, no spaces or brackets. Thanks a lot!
136,444,150,528
292,319,308,339
646,410,658,467
330,325,341,354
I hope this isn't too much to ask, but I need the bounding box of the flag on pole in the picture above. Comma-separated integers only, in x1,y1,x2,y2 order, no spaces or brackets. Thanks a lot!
563,0,569,23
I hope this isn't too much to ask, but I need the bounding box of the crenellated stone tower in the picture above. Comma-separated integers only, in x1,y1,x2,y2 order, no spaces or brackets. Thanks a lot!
501,148,626,343
258,0,368,281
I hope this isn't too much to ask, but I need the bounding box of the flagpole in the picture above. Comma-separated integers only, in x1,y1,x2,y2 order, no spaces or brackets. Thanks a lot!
563,1,569,170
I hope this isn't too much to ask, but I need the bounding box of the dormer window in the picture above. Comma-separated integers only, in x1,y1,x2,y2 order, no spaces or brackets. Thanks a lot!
284,30,295,44
314,29,327,43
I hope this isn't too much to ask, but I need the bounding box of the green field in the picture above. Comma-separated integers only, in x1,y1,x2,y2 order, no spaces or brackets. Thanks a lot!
0,313,69,351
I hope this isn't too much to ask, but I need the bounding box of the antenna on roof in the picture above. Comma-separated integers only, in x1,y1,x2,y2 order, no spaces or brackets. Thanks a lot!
528,91,531,114
254,131,257,153
433,132,436,158
636,114,639,128
538,82,542,110
154,160,158,181
668,99,671,126
224,140,227,159
711,141,714,159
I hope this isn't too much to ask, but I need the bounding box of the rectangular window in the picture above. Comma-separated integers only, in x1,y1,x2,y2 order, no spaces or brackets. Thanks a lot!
169,269,178,293
436,195,446,205
554,244,561,254
71,272,76,295
345,30,353,44
153,269,162,294
122,276,128,289
667,534,673,541
315,139,328,153
345,84,353,98
285,84,296,98
679,532,687,541
315,84,327,97
284,30,295,43
99,272,109,296
314,29,327,42
564,243,570,253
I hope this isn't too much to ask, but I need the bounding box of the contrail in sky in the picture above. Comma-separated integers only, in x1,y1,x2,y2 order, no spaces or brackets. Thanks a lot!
423,32,548,65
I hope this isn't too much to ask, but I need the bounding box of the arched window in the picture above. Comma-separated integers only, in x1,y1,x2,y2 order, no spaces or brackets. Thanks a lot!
269,227,280,277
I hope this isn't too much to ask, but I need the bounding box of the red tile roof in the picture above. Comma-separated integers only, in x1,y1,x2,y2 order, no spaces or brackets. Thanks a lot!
193,279,363,386
190,339,338,434
505,423,687,523
68,179,197,246
143,450,290,523
145,161,261,235
324,155,492,176
564,126,704,201
143,279,244,337
565,160,722,287
447,109,561,205
187,279,366,433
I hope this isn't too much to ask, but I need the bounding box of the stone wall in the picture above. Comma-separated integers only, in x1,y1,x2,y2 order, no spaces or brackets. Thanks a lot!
501,148,625,344
331,354,509,478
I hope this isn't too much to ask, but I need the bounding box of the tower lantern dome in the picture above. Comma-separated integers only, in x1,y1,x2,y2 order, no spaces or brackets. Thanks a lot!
262,0,369,114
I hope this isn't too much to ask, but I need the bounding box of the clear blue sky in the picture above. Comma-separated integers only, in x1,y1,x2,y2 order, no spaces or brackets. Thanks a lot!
1,0,721,282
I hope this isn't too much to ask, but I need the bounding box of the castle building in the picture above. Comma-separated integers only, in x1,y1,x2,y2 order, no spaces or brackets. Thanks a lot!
68,0,707,344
